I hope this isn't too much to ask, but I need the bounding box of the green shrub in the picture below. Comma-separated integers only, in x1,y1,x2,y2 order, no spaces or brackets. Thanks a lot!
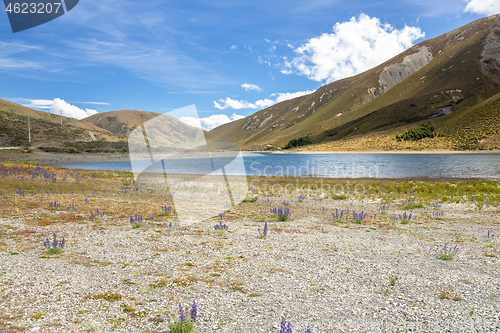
396,124,436,141
284,136,313,149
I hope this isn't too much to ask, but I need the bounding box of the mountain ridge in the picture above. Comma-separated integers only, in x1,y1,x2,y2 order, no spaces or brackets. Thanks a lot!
206,14,500,151
84,109,161,137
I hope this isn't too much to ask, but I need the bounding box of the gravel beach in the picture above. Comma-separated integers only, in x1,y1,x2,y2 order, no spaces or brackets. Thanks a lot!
0,197,499,332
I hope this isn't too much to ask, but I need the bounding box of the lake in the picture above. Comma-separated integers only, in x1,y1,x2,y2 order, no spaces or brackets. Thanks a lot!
54,153,500,179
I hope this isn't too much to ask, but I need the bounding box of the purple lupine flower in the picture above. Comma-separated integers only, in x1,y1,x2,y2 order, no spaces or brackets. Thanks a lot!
52,233,58,247
332,209,345,220
286,321,293,333
214,221,228,231
258,221,268,237
280,316,287,333
305,325,312,333
484,230,495,239
190,300,197,322
178,304,186,323
352,210,367,222
378,204,389,212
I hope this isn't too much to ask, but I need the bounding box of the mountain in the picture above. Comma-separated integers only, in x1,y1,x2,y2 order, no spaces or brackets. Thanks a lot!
86,109,207,149
207,14,500,150
0,100,206,153
0,98,121,148
84,110,161,137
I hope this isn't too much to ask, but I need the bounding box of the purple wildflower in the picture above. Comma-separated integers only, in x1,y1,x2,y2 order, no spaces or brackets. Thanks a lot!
190,300,197,322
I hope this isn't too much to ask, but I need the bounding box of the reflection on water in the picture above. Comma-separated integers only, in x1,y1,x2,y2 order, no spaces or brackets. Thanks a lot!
54,153,500,179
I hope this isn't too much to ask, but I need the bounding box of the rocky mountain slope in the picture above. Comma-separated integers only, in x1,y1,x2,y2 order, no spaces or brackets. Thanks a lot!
206,14,500,150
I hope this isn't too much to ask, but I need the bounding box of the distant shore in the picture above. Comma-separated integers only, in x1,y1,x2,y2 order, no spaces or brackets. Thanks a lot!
277,149,500,155
1,148,500,166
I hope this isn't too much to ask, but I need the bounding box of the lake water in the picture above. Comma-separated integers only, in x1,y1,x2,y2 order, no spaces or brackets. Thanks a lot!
55,153,500,179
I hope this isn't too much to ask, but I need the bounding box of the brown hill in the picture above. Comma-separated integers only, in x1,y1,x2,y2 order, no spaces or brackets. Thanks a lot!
0,98,120,148
206,14,500,150
84,110,161,137
87,109,207,150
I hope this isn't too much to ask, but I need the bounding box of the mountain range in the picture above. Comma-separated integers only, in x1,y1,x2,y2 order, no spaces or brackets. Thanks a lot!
206,14,500,151
1,14,499,151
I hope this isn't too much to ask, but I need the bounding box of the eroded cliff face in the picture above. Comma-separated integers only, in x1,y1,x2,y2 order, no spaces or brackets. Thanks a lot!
378,46,434,93
481,18,500,78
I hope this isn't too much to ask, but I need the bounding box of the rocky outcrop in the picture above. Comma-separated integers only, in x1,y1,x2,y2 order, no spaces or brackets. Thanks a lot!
481,18,500,77
379,46,434,93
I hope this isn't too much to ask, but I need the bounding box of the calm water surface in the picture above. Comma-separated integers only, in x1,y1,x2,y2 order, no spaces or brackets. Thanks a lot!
55,153,500,179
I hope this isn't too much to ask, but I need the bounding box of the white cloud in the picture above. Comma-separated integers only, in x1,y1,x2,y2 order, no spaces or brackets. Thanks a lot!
178,116,202,129
25,99,53,109
214,90,313,110
230,113,245,121
272,91,314,103
179,113,245,130
24,98,98,120
283,14,424,83
241,83,263,91
464,0,500,15
214,98,259,110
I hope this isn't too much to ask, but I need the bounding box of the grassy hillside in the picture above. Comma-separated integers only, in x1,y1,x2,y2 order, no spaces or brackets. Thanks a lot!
0,99,121,148
207,14,500,151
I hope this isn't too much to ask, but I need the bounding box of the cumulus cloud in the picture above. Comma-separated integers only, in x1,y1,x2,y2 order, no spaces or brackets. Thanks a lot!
282,14,424,83
241,83,262,91
214,90,313,110
214,97,272,110
464,0,500,15
25,98,98,119
178,116,202,129
179,113,245,130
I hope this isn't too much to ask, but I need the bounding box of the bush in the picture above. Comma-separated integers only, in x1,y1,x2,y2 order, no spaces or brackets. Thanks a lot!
396,124,436,141
284,136,312,149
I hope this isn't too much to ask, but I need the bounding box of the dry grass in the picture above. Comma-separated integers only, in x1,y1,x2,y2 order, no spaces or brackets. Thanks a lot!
90,292,123,302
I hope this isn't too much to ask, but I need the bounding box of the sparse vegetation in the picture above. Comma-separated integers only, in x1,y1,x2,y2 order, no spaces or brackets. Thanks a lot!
0,161,499,332
91,292,123,302
438,243,459,260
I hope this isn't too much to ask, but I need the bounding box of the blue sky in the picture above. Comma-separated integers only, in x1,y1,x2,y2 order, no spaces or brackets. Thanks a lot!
0,0,499,129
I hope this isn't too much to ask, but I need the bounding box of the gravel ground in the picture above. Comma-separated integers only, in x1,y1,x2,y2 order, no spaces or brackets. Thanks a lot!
0,197,499,333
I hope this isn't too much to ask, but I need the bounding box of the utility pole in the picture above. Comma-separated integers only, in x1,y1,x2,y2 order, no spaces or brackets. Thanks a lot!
28,117,31,143
60,109,63,125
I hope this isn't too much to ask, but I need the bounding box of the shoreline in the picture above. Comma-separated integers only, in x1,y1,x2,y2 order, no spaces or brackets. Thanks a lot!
1,150,499,181
261,149,500,155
